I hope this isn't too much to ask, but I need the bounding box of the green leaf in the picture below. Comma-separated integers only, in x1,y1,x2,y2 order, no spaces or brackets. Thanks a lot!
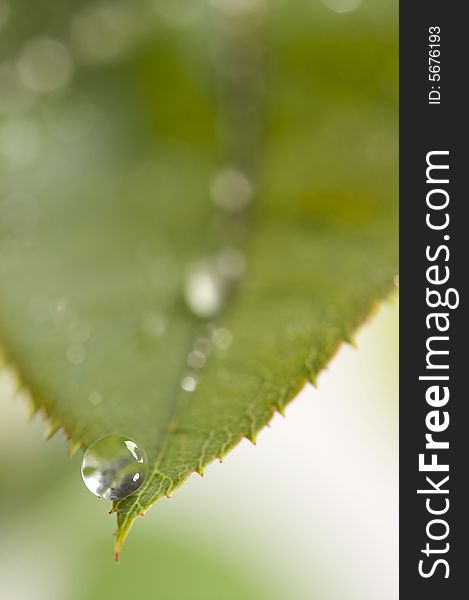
0,1,397,556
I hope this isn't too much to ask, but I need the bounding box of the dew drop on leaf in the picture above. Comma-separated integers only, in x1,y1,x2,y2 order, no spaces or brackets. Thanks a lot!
81,435,147,501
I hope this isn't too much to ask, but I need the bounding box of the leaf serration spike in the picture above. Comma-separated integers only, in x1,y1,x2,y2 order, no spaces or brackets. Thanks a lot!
68,440,81,456
45,422,61,440
275,403,286,417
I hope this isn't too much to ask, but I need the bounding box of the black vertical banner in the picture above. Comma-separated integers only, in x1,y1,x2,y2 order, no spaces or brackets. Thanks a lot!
400,2,466,598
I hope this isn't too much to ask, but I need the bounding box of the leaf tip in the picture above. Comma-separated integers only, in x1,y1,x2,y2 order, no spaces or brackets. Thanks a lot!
45,421,61,441
68,440,81,456
28,405,40,421
343,333,357,348
275,403,286,417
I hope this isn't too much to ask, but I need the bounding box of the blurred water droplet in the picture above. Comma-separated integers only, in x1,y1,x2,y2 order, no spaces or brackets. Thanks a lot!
89,391,103,406
70,4,135,65
181,375,197,392
66,343,86,365
210,166,253,213
187,350,206,370
394,275,399,288
184,262,224,318
81,435,147,500
140,313,166,339
16,37,73,93
212,327,233,350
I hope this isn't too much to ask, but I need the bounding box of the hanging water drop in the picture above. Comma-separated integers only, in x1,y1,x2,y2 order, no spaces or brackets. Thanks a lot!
81,434,147,500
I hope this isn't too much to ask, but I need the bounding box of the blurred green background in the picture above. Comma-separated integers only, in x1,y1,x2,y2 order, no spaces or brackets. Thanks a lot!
1,0,397,598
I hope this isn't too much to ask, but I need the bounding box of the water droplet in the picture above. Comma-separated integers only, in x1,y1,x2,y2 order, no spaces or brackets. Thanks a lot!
212,327,233,350
140,313,166,339
210,166,253,213
89,391,103,406
394,275,400,288
16,37,73,93
187,350,206,370
181,375,197,392
81,435,147,500
66,343,86,365
184,262,224,318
